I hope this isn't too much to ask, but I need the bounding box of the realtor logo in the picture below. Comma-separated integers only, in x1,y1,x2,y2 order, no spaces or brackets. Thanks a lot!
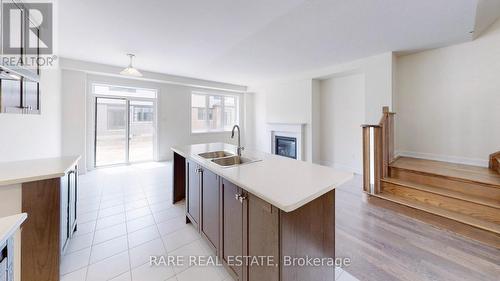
2,2,53,55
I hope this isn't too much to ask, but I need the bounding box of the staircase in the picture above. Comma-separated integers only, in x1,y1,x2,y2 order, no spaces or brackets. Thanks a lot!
361,107,500,239
378,157,500,234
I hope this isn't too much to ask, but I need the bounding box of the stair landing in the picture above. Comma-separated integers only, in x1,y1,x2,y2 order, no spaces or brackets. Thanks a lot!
390,157,500,187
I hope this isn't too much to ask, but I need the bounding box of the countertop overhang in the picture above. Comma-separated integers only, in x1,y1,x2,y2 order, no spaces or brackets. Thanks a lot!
0,213,27,246
171,143,353,212
0,156,81,186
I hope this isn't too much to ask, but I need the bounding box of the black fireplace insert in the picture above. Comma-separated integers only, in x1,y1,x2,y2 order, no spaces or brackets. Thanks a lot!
275,136,297,159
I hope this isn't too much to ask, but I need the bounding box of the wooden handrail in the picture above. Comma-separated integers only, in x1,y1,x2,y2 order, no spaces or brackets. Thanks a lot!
361,106,396,194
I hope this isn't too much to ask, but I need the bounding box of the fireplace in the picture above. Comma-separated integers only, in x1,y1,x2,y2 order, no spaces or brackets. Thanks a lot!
275,136,297,159
267,122,304,160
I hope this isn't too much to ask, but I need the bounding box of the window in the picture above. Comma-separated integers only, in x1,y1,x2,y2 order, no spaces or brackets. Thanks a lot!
93,84,156,99
191,92,239,133
131,104,154,122
197,108,206,120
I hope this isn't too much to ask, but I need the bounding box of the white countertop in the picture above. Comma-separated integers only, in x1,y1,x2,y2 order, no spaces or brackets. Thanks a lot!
171,143,353,212
0,213,27,246
0,156,80,186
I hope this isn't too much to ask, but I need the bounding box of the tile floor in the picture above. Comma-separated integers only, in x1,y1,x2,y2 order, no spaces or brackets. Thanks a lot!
61,162,359,281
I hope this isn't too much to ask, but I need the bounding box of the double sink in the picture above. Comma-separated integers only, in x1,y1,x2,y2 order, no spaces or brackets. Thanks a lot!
198,151,261,167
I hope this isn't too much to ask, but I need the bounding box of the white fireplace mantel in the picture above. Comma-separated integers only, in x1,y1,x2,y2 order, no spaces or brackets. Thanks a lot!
267,122,305,161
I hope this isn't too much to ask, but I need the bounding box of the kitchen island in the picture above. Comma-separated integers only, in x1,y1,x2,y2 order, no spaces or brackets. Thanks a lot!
171,143,352,281
0,156,80,281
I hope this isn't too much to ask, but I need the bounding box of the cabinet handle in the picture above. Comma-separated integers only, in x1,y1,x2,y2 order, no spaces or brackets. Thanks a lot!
239,194,247,203
235,194,241,201
196,168,203,173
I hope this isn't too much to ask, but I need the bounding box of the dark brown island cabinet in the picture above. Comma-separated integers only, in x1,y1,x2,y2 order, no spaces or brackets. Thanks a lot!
21,164,78,281
173,153,335,281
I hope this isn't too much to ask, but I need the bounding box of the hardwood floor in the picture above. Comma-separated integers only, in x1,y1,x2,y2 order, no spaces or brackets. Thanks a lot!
336,176,500,281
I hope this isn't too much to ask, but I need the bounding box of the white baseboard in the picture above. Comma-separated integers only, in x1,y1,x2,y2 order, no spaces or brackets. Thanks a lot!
319,160,362,175
395,151,489,167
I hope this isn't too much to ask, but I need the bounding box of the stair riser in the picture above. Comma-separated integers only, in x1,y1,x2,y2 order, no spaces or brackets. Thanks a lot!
390,167,500,201
382,182,500,225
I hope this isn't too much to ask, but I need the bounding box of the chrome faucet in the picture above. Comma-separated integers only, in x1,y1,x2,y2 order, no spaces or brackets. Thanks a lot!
231,125,244,157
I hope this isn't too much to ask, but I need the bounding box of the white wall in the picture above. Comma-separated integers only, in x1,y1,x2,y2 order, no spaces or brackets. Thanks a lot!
363,54,394,123
242,92,255,150
247,79,314,161
0,0,63,163
248,89,268,153
300,52,394,123
319,73,365,173
265,79,313,124
0,69,62,162
155,82,240,161
61,69,243,172
395,18,500,166
247,52,393,170
62,70,87,169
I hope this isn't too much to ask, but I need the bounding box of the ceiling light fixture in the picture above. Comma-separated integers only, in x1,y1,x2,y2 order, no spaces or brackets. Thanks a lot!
120,53,143,77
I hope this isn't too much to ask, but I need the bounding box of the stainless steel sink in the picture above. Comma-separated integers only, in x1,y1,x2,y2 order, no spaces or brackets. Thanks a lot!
198,151,234,159
211,155,260,167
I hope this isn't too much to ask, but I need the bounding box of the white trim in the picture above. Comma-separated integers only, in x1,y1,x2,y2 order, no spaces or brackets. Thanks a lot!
267,123,305,161
190,131,232,135
319,160,363,175
395,151,489,168
87,81,159,169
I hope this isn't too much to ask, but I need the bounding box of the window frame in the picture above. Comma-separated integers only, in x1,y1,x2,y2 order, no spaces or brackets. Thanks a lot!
89,81,159,168
190,91,240,134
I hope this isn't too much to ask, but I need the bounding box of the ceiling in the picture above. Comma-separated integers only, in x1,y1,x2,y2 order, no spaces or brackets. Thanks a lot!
58,0,498,85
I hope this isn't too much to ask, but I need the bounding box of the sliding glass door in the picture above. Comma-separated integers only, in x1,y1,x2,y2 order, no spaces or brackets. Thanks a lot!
93,84,157,167
129,100,155,162
95,97,128,166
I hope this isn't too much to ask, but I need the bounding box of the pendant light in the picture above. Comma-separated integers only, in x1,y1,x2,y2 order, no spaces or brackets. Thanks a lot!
120,54,143,77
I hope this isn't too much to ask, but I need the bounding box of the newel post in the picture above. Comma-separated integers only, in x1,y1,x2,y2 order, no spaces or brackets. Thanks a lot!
361,106,395,195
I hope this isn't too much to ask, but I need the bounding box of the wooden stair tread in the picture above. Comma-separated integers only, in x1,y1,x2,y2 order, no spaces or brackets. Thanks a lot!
374,192,500,234
390,157,500,187
381,178,500,209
